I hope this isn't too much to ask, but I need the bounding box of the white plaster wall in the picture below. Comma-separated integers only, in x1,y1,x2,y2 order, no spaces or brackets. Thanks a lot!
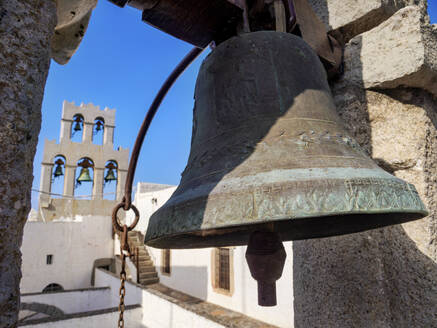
148,244,294,328
94,268,225,328
94,269,142,308
21,288,111,314
25,307,144,328
140,290,225,328
126,185,177,234
130,184,294,327
20,215,114,293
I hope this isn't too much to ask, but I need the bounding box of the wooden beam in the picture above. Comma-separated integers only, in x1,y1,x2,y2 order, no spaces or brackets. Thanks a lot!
140,0,243,47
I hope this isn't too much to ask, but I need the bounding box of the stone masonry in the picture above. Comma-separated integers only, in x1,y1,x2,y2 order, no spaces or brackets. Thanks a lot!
0,1,97,326
0,0,436,327
38,100,129,221
0,1,57,327
293,2,437,327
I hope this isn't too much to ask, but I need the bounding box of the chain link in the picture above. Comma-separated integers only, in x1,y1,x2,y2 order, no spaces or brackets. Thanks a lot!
118,253,127,328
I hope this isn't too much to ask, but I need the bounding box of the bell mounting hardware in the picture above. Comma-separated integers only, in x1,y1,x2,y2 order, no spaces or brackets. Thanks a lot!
108,0,427,320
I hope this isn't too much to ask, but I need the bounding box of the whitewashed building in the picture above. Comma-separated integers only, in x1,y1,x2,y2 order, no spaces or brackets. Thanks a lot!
20,102,278,327
127,182,294,328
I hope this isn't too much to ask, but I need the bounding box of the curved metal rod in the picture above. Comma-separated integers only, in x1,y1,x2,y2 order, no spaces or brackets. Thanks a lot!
122,46,204,210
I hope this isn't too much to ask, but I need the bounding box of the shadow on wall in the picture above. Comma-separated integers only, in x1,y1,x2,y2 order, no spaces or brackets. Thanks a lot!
293,4,437,326
293,225,437,327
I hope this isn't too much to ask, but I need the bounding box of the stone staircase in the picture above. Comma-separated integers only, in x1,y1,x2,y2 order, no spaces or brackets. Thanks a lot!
128,231,159,286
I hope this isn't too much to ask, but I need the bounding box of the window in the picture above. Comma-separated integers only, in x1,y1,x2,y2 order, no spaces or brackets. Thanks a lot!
212,248,234,295
46,254,53,265
42,283,63,293
161,249,171,275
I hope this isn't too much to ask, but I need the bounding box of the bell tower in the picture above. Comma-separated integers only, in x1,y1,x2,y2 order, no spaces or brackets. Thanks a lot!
38,100,129,221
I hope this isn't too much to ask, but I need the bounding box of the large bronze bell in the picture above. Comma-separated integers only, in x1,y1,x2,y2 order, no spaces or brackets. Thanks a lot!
145,31,428,249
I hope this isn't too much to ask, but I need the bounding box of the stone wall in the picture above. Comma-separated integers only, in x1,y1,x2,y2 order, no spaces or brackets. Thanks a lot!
0,1,98,325
20,215,114,294
293,2,437,327
21,287,111,314
0,1,57,327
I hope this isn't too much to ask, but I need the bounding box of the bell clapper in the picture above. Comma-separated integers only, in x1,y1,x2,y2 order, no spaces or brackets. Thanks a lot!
245,230,286,307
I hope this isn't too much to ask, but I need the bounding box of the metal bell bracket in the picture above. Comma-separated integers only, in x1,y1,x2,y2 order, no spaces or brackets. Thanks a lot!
111,47,203,327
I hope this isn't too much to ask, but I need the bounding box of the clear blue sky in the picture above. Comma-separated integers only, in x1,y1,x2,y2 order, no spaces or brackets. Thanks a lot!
31,2,437,208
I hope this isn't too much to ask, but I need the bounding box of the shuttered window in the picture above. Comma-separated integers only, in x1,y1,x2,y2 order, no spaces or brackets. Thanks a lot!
162,249,171,275
218,248,230,290
212,247,233,295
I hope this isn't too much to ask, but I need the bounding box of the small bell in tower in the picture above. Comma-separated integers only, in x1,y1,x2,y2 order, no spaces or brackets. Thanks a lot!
53,159,64,179
76,158,93,186
104,162,117,184
73,116,83,132
95,119,104,134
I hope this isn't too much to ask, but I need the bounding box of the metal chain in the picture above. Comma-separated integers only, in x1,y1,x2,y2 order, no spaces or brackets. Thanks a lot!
118,253,127,328
111,47,203,327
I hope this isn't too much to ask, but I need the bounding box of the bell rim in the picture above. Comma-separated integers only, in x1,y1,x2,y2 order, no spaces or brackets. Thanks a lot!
144,168,428,248
144,210,427,249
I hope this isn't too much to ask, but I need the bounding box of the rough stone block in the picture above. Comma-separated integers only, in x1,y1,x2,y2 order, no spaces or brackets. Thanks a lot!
308,0,427,41
368,89,437,258
333,84,437,254
294,86,437,327
0,0,57,326
341,6,437,97
366,90,430,171
51,0,97,64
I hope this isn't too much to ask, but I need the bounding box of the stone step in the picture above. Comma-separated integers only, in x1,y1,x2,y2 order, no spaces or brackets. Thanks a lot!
139,272,158,279
137,259,154,265
138,260,153,266
131,248,149,256
139,277,159,285
131,246,148,253
138,265,156,273
129,246,149,255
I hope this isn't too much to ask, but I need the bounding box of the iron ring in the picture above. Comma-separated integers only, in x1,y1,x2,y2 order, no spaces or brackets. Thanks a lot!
112,202,140,232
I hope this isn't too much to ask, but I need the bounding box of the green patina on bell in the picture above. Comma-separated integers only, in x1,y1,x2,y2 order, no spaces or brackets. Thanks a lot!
76,158,93,185
53,160,64,178
144,32,428,249
104,162,117,183
77,167,92,183
104,169,117,183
